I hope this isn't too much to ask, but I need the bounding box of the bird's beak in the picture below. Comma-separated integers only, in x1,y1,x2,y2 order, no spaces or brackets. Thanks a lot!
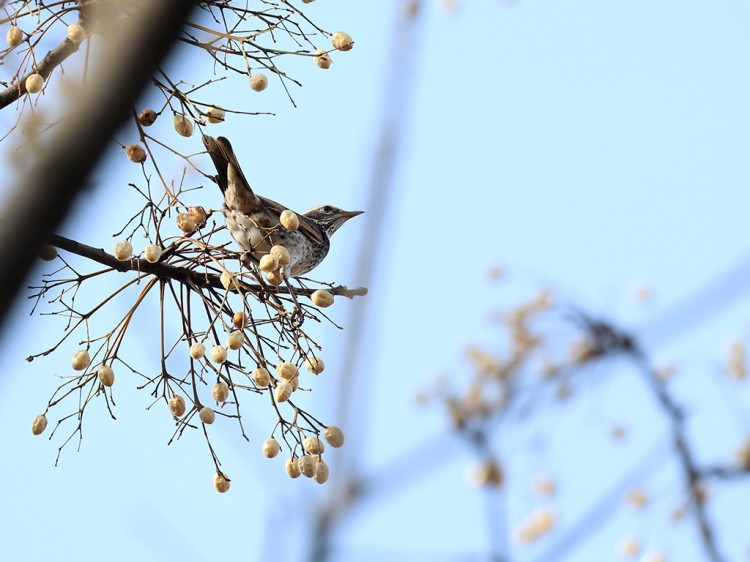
342,210,364,219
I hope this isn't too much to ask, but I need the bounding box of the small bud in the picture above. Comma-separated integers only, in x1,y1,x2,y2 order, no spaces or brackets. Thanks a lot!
210,345,228,364
250,73,268,92
125,144,147,163
262,437,281,458
617,536,641,558
39,245,58,261
303,435,325,455
640,551,665,562
270,245,291,266
188,206,208,226
220,271,241,291
173,114,194,137
138,109,157,127
277,362,299,380
169,395,186,417
533,474,556,497
625,487,648,509
190,342,206,359
232,312,247,328
314,49,333,69
265,270,283,286
275,380,292,402
304,356,325,374
323,425,344,448
302,0,316,3
314,460,329,484
285,457,301,478
71,350,91,371
299,454,315,477
226,330,243,350
280,209,299,230
311,289,334,308
331,31,354,51
113,240,133,260
6,26,22,48
253,367,270,387
31,414,48,436
259,254,279,272
66,24,85,43
214,473,230,493
205,105,225,124
199,406,215,424
97,365,115,387
212,381,230,403
143,243,162,263
176,212,197,234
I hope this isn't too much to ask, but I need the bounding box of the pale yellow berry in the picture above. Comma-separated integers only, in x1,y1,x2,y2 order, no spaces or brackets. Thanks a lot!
289,375,300,392
270,245,291,266
617,536,641,558
265,270,283,286
188,206,208,226
280,209,299,230
212,381,230,403
275,380,292,402
285,457,301,478
253,367,270,387
25,73,44,94
323,425,344,448
71,350,91,371
226,331,243,350
189,342,206,359
259,254,279,272
304,356,325,374
66,24,85,43
314,49,333,69
210,345,227,364
473,459,504,488
138,109,157,127
277,362,299,380
250,73,268,92
303,435,325,454
262,437,281,458
113,240,133,260
331,31,354,51
6,26,22,48
311,289,334,308
143,243,162,263
206,105,225,124
299,454,315,477
125,144,147,163
169,395,186,417
314,460,329,484
625,487,648,509
528,508,556,535
232,312,246,328
176,212,197,234
533,474,556,496
97,365,115,387
220,271,240,291
199,406,215,424
31,414,48,436
173,114,194,137
214,473,230,493
39,245,58,261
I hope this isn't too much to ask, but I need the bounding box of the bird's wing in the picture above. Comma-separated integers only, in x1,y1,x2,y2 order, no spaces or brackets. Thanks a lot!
203,135,262,212
258,195,327,247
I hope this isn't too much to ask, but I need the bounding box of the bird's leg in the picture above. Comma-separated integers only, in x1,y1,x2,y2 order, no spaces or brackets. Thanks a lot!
283,274,305,328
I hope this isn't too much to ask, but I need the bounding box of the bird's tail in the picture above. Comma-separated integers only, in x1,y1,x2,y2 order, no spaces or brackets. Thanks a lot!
203,135,261,212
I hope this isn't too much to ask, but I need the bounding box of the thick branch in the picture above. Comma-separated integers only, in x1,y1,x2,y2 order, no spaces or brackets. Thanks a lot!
48,234,367,299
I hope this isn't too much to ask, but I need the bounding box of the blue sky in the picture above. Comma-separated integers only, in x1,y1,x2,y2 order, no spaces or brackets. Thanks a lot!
2,1,750,560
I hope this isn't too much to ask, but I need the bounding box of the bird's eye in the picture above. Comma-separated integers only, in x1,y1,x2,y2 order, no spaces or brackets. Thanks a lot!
323,205,332,213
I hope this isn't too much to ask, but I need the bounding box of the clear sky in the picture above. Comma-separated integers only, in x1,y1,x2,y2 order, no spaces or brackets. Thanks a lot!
2,1,750,561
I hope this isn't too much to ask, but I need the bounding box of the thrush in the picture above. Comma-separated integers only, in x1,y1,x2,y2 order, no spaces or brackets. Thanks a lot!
203,135,363,277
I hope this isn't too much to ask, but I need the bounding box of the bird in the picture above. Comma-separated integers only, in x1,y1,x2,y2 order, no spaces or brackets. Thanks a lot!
203,135,363,277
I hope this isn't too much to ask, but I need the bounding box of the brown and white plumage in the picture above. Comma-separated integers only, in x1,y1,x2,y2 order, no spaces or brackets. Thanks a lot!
203,135,362,276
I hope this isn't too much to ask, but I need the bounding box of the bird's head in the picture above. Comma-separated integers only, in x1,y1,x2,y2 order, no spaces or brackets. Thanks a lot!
304,205,363,238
